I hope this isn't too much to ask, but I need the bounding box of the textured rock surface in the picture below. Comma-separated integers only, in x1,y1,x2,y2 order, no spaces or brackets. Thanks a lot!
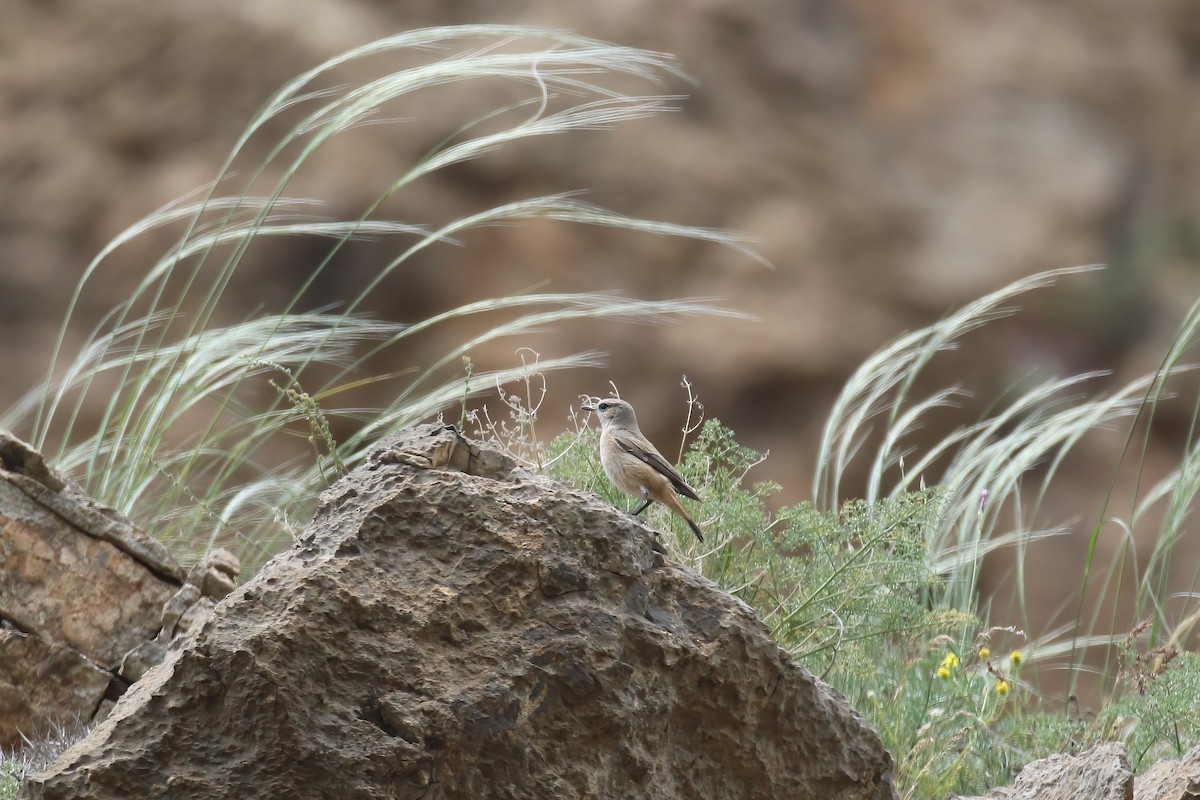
0,431,179,748
0,430,184,585
24,424,897,800
1135,744,1200,800
0,430,233,749
955,741,1133,800
0,476,178,667
0,631,111,747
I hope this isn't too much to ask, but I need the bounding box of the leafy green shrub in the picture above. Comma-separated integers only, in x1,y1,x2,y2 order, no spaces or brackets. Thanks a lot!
550,415,1017,796
548,380,1200,797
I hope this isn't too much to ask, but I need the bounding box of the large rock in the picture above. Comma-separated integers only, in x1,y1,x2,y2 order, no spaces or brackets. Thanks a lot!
24,424,897,800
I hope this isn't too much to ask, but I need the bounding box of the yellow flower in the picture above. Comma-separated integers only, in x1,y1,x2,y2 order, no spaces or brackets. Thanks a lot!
978,647,991,661
937,666,951,680
939,652,960,671
1010,650,1022,666
996,680,1010,696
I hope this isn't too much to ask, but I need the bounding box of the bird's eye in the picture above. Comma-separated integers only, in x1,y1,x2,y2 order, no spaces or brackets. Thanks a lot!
598,401,610,410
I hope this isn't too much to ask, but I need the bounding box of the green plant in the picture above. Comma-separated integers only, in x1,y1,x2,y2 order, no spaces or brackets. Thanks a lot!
815,267,1200,670
1007,632,1200,772
0,757,20,800
544,266,1200,796
806,270,1200,792
549,400,1009,797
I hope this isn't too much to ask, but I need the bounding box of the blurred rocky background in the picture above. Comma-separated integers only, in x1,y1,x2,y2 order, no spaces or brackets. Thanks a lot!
3,0,1200,693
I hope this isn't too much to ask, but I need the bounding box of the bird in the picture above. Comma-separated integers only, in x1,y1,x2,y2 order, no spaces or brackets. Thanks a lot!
581,397,704,542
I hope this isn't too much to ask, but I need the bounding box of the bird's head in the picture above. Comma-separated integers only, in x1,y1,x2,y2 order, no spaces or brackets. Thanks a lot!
581,397,638,431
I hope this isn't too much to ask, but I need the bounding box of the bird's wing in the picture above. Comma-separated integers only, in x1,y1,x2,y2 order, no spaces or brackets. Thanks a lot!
611,429,702,501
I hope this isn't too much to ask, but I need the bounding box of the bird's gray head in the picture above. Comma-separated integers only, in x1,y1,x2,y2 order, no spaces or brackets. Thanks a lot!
582,397,638,431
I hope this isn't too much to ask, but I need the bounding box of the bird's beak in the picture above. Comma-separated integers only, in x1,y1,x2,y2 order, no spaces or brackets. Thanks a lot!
581,402,597,412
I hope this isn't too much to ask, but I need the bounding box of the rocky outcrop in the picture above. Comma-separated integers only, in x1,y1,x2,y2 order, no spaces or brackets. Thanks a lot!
1135,744,1200,800
955,742,1133,800
23,423,897,800
957,739,1200,799
0,430,237,749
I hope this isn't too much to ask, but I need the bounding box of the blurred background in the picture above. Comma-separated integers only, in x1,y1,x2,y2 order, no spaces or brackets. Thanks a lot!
4,0,1200,685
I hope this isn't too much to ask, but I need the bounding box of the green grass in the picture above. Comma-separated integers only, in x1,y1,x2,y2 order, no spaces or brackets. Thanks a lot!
7,23,1200,800
0,759,19,800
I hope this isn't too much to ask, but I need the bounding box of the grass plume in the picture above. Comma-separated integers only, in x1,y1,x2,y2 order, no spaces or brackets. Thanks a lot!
4,26,756,568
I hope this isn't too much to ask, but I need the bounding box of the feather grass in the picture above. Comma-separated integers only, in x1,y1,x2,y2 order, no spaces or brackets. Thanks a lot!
3,26,757,569
813,265,1200,687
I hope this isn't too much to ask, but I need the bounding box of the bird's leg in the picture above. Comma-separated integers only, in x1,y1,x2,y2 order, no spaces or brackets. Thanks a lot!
631,488,653,517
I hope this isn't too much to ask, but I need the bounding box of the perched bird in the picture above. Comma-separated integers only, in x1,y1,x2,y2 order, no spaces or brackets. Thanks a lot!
581,397,704,542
